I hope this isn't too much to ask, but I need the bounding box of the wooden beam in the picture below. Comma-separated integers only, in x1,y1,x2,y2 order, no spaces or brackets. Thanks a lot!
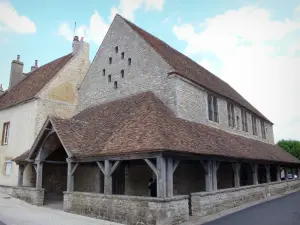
33,164,37,173
104,160,112,194
109,161,121,176
251,164,258,185
144,159,158,176
232,163,241,188
167,158,174,197
71,163,80,175
173,160,180,173
18,165,25,187
265,164,271,183
156,156,167,198
36,161,43,189
43,160,67,164
96,161,105,174
67,161,74,192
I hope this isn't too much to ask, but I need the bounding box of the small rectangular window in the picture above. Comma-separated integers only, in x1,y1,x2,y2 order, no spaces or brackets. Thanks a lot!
261,120,266,139
252,115,257,135
2,122,10,145
241,109,248,132
227,102,235,128
5,160,12,176
208,94,218,122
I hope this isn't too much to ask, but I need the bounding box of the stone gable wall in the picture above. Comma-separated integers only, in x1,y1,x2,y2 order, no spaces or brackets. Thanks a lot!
78,16,176,114
63,192,189,225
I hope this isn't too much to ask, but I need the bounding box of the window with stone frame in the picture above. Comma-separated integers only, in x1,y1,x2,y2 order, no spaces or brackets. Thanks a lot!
1,122,10,145
241,109,248,132
208,94,219,122
109,57,112,64
121,70,124,78
261,120,266,139
252,115,257,135
114,81,118,89
5,160,12,176
121,52,124,59
227,102,235,128
108,75,112,83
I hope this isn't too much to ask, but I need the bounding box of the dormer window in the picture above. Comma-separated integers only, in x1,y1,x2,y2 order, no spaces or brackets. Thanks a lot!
128,58,132,66
108,75,111,83
207,94,218,123
121,70,124,78
115,46,118,54
109,57,112,64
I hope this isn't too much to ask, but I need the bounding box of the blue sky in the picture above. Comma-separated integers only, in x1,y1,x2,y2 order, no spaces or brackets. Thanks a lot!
0,0,300,141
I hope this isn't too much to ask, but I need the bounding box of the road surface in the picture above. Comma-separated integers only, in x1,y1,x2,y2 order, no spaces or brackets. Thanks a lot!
205,191,300,225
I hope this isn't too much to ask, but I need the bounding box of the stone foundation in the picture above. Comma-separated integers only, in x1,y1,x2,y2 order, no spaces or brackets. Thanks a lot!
64,192,189,225
191,179,300,217
0,185,44,205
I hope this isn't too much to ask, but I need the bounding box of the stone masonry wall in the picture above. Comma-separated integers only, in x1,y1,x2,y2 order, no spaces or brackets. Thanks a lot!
63,192,189,225
173,77,274,144
78,15,176,114
0,185,44,205
191,179,300,217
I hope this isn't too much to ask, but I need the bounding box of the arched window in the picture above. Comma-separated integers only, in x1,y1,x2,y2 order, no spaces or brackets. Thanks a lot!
114,81,118,89
109,57,112,64
102,69,105,76
108,75,111,82
121,70,124,78
128,58,131,66
121,52,124,59
115,46,118,54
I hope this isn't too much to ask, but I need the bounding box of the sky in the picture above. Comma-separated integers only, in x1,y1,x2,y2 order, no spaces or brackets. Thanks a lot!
0,0,300,142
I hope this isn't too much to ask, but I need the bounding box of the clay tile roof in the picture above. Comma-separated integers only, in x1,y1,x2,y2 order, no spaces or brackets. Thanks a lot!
13,150,30,162
49,92,298,164
120,15,271,123
0,53,73,110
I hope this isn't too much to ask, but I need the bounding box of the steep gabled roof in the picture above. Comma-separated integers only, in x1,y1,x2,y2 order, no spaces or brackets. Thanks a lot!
0,53,73,110
120,15,271,123
17,92,298,164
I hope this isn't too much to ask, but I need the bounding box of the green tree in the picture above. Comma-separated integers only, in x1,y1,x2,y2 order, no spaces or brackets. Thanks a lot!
277,140,300,160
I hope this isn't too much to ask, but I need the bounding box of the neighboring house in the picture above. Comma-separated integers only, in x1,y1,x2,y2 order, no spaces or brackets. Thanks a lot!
12,15,299,225
0,37,89,186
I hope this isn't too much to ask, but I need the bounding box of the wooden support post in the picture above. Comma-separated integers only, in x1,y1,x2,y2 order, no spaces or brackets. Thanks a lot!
67,161,79,192
232,163,241,187
156,156,167,198
36,161,43,188
292,168,296,179
276,165,281,181
265,164,271,183
166,158,173,197
124,163,129,195
284,167,288,180
104,160,112,195
200,160,213,192
298,168,300,179
95,169,101,193
18,164,25,187
212,160,219,191
251,164,258,185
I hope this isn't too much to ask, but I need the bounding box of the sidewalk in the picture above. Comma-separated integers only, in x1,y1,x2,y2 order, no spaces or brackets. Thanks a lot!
0,193,122,225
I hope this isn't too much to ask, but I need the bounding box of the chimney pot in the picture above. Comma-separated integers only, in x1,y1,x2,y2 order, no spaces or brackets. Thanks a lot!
17,55,20,61
73,36,79,41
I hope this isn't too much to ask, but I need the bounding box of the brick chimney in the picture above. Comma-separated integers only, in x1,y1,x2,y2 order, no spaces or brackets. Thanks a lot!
9,55,24,88
0,84,4,96
72,36,80,55
31,60,38,72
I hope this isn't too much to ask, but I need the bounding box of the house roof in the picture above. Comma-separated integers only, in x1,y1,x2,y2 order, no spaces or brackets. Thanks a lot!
120,15,271,123
16,92,299,164
0,53,73,110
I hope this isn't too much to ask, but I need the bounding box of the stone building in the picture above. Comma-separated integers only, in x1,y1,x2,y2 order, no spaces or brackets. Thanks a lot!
0,37,90,186
11,15,300,225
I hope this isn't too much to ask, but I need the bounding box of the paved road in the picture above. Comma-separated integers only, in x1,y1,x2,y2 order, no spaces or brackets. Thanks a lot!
205,191,300,225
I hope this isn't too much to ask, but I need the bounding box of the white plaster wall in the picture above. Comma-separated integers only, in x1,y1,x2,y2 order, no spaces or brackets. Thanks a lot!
0,100,38,186
174,77,274,144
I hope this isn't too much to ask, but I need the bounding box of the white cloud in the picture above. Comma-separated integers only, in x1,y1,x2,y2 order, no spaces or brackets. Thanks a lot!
0,1,36,33
58,11,109,46
173,6,300,141
295,4,300,13
161,16,169,24
110,0,164,21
